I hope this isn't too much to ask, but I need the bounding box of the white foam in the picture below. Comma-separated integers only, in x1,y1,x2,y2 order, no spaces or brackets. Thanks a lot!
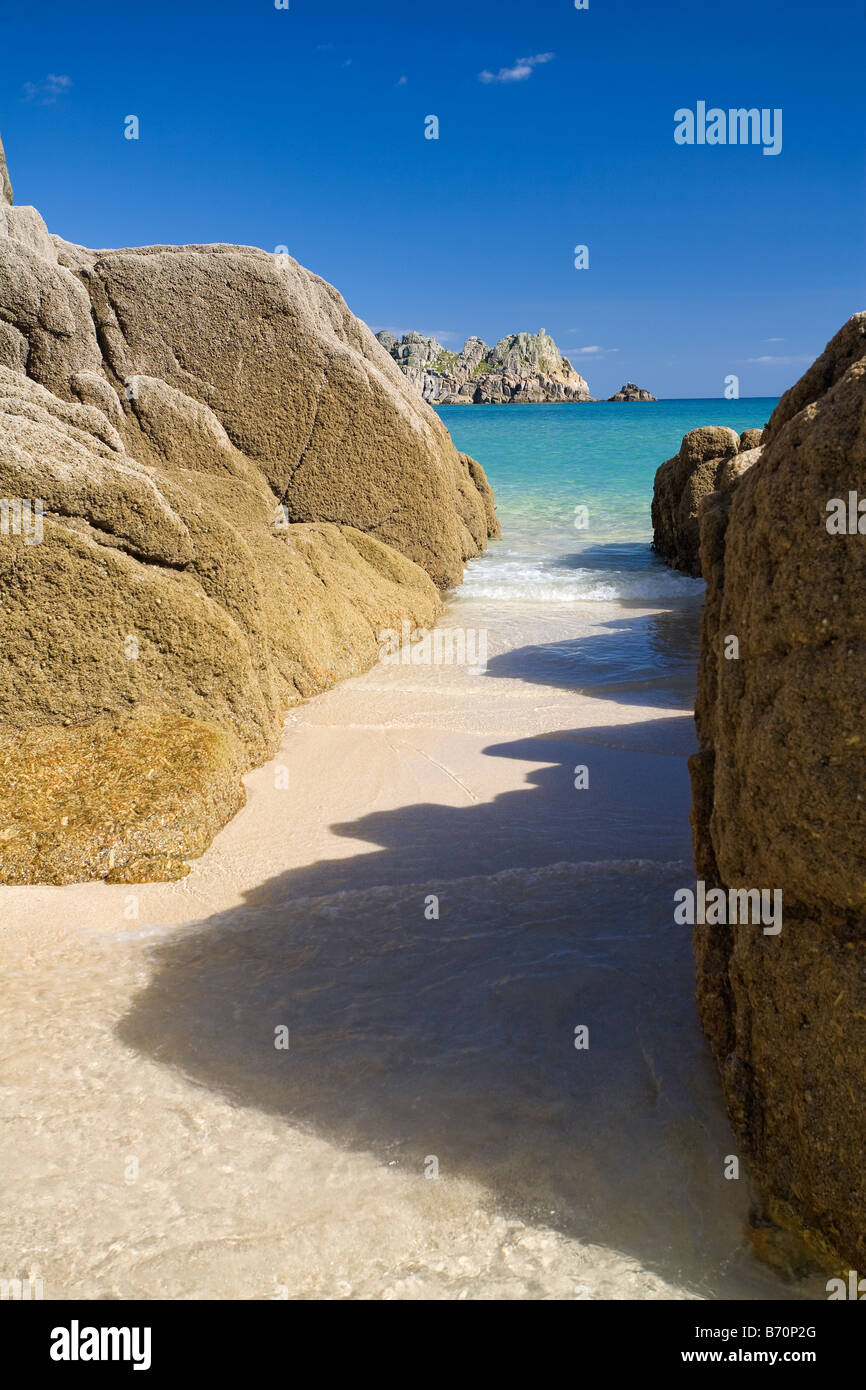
459,558,705,603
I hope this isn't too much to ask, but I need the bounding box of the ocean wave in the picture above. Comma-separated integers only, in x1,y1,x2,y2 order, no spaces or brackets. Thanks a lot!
458,558,705,603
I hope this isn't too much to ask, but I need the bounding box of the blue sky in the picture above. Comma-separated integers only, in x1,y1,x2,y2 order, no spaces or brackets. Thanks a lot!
0,0,862,397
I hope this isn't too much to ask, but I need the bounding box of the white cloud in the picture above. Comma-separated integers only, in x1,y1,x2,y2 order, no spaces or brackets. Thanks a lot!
745,354,812,365
570,345,618,356
479,53,554,84
764,337,786,342
23,74,72,104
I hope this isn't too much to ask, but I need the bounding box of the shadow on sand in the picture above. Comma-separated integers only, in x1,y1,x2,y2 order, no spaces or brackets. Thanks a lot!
116,624,803,1299
484,602,702,710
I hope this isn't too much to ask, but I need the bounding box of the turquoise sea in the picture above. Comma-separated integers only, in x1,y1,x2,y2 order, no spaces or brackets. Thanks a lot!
437,400,777,603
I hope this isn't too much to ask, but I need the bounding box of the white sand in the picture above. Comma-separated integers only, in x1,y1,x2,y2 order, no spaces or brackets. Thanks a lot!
0,594,824,1300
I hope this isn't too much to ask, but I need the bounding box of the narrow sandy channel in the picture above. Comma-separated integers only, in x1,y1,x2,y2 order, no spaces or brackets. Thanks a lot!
0,591,824,1300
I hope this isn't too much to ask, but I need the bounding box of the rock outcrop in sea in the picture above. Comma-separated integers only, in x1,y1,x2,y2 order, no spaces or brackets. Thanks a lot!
376,329,593,404
607,382,657,401
0,136,498,884
656,315,866,1270
651,426,763,576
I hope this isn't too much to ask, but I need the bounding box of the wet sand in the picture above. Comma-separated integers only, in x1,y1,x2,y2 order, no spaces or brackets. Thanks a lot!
0,592,825,1300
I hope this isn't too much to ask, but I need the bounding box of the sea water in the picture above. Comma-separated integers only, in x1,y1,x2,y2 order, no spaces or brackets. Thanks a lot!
436,400,775,711
438,399,776,604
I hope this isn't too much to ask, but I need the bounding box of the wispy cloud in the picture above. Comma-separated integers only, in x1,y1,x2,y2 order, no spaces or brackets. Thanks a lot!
745,354,812,365
569,345,619,356
23,73,72,104
479,53,554,84
764,337,786,342
396,75,408,87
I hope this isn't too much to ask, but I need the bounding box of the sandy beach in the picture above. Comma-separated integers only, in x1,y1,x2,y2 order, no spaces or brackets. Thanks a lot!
0,0,862,1334
0,586,826,1300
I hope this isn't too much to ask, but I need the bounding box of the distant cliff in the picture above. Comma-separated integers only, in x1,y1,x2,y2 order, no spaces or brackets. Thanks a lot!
376,329,594,404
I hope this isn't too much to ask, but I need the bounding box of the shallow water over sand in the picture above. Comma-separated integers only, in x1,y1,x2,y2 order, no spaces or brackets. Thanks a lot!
0,592,823,1301
1,402,825,1300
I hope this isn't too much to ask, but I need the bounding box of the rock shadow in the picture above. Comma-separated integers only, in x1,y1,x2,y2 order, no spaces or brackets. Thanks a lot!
116,712,806,1299
483,605,703,710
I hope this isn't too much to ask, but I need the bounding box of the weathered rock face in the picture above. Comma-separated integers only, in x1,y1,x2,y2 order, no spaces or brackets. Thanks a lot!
607,382,657,401
738,428,764,451
651,426,761,577
388,330,447,374
690,313,866,1270
0,139,498,882
377,328,593,404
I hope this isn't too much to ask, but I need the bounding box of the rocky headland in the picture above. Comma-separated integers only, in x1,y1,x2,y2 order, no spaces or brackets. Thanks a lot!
0,135,498,884
653,315,866,1271
376,329,594,404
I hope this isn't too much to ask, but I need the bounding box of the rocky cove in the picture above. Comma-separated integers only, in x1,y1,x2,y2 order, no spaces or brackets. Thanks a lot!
0,123,863,1301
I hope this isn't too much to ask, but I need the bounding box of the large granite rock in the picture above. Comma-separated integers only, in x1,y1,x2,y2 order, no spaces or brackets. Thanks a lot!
377,328,593,404
0,138,498,882
690,313,866,1270
651,426,760,576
